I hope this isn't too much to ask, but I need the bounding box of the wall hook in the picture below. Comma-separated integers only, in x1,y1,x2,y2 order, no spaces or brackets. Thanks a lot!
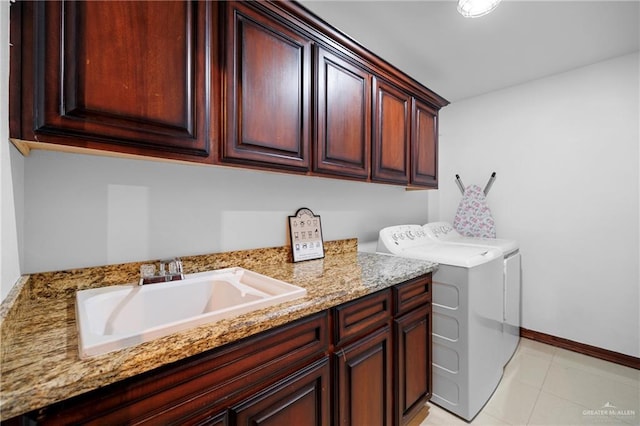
483,172,496,195
455,174,465,194
454,172,497,195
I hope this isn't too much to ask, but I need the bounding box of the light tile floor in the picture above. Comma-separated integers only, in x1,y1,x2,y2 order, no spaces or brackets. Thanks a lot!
419,338,640,425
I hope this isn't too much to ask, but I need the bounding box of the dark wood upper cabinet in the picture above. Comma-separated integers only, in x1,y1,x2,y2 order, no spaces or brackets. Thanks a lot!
222,2,311,171
11,0,448,186
314,47,371,179
16,1,214,160
372,77,412,185
411,99,439,188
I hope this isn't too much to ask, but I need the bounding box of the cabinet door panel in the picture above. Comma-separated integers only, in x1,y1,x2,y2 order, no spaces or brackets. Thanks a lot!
335,326,392,426
372,78,411,185
315,48,371,179
412,99,438,188
224,2,311,170
233,357,330,426
33,1,212,158
395,304,431,425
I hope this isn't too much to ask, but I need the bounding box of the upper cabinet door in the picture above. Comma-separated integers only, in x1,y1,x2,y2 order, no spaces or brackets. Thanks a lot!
372,77,411,185
27,1,213,159
315,47,371,179
223,2,312,171
411,99,439,188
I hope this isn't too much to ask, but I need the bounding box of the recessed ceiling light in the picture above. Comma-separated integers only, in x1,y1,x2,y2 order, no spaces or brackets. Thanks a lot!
457,0,502,18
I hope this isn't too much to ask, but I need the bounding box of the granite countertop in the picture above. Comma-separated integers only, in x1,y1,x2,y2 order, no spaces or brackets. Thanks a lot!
0,239,437,420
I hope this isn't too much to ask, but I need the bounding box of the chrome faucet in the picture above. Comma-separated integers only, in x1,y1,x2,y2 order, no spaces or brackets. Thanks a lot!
139,258,185,285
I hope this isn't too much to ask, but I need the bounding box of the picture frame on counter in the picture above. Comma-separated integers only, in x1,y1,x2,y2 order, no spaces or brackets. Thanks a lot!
288,207,325,262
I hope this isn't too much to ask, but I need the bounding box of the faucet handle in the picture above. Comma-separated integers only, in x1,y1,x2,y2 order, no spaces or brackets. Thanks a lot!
166,258,181,274
140,263,156,278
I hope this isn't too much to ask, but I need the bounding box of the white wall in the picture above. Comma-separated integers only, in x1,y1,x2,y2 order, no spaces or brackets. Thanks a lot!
22,152,429,273
4,0,638,357
1,1,24,303
430,53,640,357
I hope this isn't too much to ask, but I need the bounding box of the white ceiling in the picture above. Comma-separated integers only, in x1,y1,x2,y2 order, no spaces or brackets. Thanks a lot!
298,0,640,102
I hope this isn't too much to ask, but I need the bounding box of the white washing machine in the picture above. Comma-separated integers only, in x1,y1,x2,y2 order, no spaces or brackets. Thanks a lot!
377,225,504,421
423,222,521,365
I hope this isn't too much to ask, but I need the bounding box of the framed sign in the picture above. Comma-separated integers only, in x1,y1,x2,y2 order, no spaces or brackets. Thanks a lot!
288,207,324,262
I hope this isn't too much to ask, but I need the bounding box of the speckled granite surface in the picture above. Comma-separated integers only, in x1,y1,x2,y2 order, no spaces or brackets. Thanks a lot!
0,239,437,420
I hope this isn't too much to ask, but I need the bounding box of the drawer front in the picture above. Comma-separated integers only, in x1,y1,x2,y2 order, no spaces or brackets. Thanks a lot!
393,275,431,316
333,290,391,347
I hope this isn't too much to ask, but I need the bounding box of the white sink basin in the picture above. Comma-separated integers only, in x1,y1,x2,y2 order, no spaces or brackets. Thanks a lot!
76,267,307,358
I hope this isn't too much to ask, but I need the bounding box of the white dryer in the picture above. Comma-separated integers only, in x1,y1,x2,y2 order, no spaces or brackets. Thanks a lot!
377,225,504,421
423,222,521,365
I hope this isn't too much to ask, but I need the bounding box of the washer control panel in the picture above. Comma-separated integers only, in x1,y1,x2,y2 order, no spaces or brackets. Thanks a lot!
377,224,430,253
423,222,458,240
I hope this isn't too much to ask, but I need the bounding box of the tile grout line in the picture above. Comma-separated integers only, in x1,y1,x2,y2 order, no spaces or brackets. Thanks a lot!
524,342,556,425
523,388,543,425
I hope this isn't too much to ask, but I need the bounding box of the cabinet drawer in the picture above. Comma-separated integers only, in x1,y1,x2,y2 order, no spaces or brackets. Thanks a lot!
393,275,431,316
333,290,391,346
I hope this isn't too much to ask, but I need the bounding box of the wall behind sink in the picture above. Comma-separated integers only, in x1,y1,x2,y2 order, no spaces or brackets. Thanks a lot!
20,151,429,274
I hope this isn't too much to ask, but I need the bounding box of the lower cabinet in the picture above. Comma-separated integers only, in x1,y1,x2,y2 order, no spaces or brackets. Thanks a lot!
16,274,432,426
232,357,330,426
332,275,432,426
335,326,393,426
393,274,433,425
395,304,432,424
332,289,393,426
